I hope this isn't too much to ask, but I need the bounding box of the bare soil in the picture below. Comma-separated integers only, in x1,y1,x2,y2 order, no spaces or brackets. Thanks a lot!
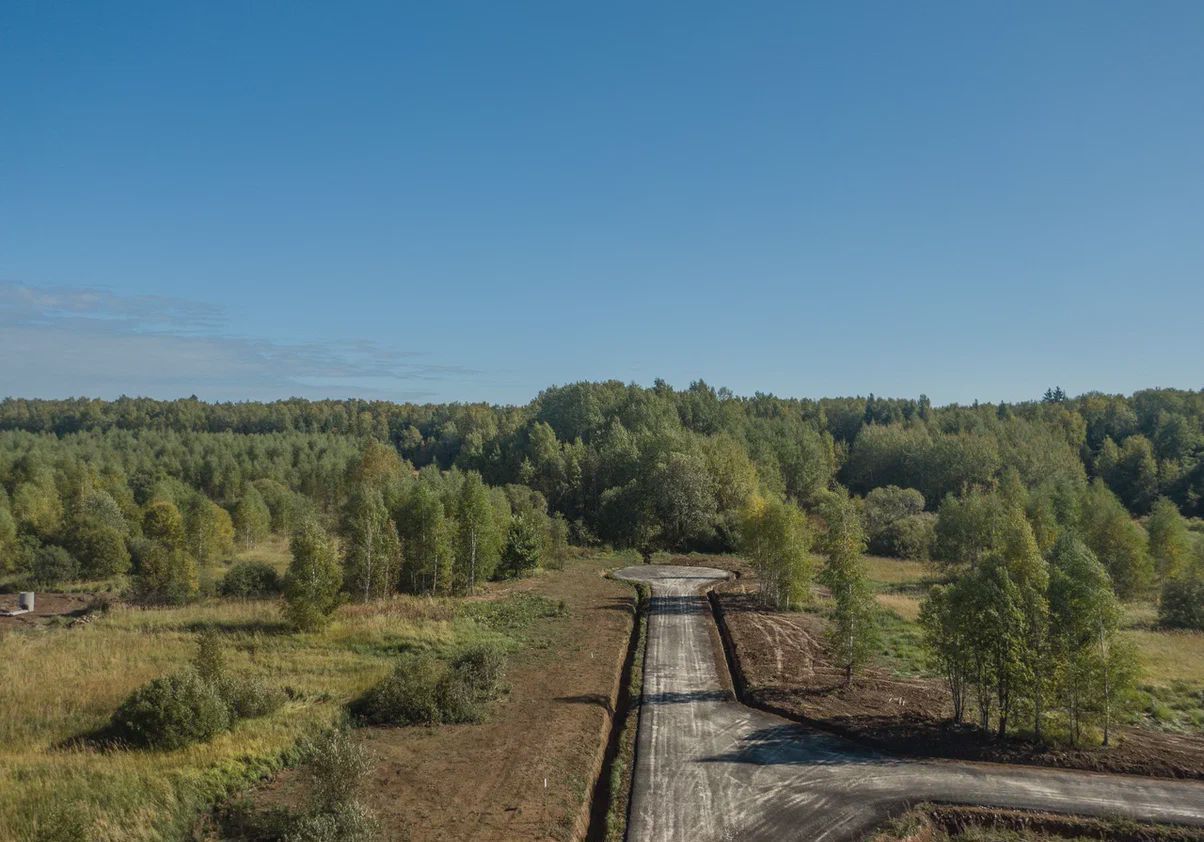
712,587,1204,781
251,557,637,842
871,805,1204,841
0,592,97,630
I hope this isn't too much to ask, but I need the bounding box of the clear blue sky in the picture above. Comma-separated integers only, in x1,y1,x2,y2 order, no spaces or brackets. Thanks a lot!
2,2,1202,405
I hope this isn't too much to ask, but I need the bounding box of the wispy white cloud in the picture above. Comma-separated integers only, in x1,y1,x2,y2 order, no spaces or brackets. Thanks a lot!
0,281,480,401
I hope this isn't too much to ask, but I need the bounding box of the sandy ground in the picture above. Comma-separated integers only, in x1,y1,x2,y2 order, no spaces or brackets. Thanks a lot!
613,565,1204,842
253,557,636,842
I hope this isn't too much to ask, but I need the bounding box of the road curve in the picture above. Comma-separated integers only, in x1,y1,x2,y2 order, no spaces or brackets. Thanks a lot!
613,565,1204,842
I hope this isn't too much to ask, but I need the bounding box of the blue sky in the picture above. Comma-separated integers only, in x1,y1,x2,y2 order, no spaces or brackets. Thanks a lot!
2,2,1202,405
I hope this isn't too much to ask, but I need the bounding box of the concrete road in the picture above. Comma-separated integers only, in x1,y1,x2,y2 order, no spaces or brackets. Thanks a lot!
613,565,1204,842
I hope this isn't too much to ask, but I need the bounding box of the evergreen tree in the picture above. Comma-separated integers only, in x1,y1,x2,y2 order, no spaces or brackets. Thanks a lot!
499,513,542,578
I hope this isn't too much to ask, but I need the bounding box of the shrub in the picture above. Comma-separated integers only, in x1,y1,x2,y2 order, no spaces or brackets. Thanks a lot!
220,560,282,598
877,513,937,561
218,675,287,720
1160,572,1204,630
29,544,80,587
299,727,374,813
354,653,445,726
282,804,379,842
440,642,506,722
354,643,506,726
109,670,230,749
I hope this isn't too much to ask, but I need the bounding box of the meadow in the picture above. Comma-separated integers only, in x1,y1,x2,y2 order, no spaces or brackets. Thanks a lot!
0,547,547,842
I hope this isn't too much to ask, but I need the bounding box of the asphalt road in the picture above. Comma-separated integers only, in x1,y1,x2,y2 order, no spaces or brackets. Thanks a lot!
613,565,1204,842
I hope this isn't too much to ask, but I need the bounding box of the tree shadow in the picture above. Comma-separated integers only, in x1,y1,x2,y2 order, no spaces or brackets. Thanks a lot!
700,723,900,768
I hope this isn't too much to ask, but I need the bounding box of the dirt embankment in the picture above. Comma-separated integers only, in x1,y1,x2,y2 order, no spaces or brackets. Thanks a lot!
712,587,1204,781
871,805,1204,842
252,558,638,842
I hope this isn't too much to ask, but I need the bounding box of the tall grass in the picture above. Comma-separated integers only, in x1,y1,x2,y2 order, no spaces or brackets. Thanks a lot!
0,586,533,841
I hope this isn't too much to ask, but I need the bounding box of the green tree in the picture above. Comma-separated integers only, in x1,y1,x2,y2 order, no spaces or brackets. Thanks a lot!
1048,536,1127,745
818,493,879,685
963,555,1027,738
233,485,271,549
283,519,343,631
184,497,235,565
66,522,131,578
398,483,450,594
651,450,718,550
499,513,542,578
1146,497,1192,580
919,584,969,723
454,472,502,593
739,497,814,610
132,536,199,604
1159,565,1204,631
343,488,402,601
1079,480,1153,598
143,499,186,550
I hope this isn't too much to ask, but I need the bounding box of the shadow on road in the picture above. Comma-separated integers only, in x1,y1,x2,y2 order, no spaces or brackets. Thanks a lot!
700,723,903,768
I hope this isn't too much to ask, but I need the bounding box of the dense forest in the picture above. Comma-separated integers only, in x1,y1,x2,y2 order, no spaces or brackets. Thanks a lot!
0,383,1200,609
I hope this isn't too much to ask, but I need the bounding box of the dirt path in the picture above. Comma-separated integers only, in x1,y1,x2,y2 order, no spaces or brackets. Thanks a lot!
613,565,1204,842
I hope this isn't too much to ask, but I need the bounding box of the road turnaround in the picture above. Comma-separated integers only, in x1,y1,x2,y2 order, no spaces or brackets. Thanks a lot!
612,565,1204,842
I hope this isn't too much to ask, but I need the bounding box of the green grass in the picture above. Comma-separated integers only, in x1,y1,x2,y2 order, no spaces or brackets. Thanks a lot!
0,585,558,842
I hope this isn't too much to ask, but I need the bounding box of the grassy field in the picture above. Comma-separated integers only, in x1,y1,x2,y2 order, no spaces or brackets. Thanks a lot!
0,543,569,842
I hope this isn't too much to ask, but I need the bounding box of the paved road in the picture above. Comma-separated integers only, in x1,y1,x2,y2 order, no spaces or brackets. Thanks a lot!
613,565,1204,842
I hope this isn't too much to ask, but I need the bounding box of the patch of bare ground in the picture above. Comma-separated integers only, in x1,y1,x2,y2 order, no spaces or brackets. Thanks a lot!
870,805,1204,841
712,588,1204,780
248,557,636,842
0,591,98,631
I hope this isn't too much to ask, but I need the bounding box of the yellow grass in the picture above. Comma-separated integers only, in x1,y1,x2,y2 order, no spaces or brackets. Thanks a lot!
876,592,923,622
862,555,937,588
1126,629,1204,687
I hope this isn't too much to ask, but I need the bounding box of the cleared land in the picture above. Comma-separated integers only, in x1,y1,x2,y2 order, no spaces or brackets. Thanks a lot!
616,564,1204,842
238,555,635,842
0,550,634,842
712,555,1204,778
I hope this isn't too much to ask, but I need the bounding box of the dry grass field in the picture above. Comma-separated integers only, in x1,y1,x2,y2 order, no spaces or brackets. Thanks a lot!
0,545,628,841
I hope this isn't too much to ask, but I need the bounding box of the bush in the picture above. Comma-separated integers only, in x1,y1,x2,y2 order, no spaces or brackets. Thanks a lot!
299,727,374,813
441,642,505,722
355,643,506,726
875,513,937,561
220,560,282,598
29,544,80,587
354,653,445,726
1160,572,1204,630
282,804,378,842
218,675,287,720
109,670,230,749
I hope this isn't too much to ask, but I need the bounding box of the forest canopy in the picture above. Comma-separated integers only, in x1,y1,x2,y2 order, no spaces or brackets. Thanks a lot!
1,384,1200,584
